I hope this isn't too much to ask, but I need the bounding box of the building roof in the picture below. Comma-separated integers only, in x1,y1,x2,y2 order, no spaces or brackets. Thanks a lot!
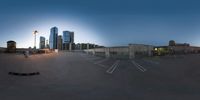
7,41,16,43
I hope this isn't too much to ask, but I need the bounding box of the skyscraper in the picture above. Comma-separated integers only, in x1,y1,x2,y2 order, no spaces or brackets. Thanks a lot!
63,31,74,43
63,31,74,50
63,31,70,44
57,35,63,50
39,36,45,49
45,40,49,49
49,27,58,49
69,31,74,43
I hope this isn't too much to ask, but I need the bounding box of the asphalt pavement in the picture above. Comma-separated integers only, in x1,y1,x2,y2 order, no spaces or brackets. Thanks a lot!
0,52,200,100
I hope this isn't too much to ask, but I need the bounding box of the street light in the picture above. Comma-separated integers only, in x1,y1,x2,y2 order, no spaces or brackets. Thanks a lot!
33,30,38,49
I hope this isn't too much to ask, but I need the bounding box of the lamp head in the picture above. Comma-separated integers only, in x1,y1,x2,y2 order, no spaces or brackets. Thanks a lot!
33,30,38,34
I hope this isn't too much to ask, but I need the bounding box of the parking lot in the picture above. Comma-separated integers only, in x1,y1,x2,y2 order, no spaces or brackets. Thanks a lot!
0,52,200,100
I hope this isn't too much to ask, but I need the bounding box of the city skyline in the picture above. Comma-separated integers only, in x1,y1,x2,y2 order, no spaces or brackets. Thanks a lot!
1,0,200,99
1,0,200,48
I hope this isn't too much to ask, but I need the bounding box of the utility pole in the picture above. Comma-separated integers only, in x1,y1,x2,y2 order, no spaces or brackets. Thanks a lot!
33,30,38,49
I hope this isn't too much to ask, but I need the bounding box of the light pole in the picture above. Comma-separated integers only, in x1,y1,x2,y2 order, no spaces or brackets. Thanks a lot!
33,30,38,49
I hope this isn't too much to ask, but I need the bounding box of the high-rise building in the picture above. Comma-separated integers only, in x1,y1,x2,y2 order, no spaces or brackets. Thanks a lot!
63,31,74,43
63,31,70,44
39,36,45,49
46,40,50,49
57,35,63,50
49,27,58,49
63,31,74,50
70,31,74,43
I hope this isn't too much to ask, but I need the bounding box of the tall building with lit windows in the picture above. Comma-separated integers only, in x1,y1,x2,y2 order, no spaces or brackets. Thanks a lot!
49,27,58,49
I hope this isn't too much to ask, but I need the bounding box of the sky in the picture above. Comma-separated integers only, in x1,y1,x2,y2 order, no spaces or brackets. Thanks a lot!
1,0,200,48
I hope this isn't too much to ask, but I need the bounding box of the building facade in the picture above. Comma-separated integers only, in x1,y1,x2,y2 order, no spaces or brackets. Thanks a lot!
75,43,104,50
63,31,74,50
69,31,74,43
63,31,74,43
153,40,200,56
57,35,63,50
7,40,16,53
39,36,45,49
45,40,50,49
49,27,58,49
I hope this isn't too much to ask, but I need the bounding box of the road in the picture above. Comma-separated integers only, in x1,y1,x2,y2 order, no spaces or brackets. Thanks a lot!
0,52,200,100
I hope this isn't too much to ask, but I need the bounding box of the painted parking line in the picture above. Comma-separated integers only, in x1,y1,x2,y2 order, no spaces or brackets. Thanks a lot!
94,58,109,68
106,60,120,74
131,60,147,72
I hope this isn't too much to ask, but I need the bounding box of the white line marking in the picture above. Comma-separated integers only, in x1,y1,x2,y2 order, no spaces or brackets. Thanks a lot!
131,60,147,72
106,60,120,74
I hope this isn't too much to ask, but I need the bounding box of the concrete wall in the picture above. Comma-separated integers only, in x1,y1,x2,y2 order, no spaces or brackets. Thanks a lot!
170,46,200,54
129,44,153,59
0,48,6,53
84,44,154,59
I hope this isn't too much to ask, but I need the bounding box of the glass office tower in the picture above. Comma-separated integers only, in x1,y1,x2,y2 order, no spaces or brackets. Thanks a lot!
49,27,58,49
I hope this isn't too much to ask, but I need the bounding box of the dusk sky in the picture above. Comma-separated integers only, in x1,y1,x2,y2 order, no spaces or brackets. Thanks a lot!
1,0,200,48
